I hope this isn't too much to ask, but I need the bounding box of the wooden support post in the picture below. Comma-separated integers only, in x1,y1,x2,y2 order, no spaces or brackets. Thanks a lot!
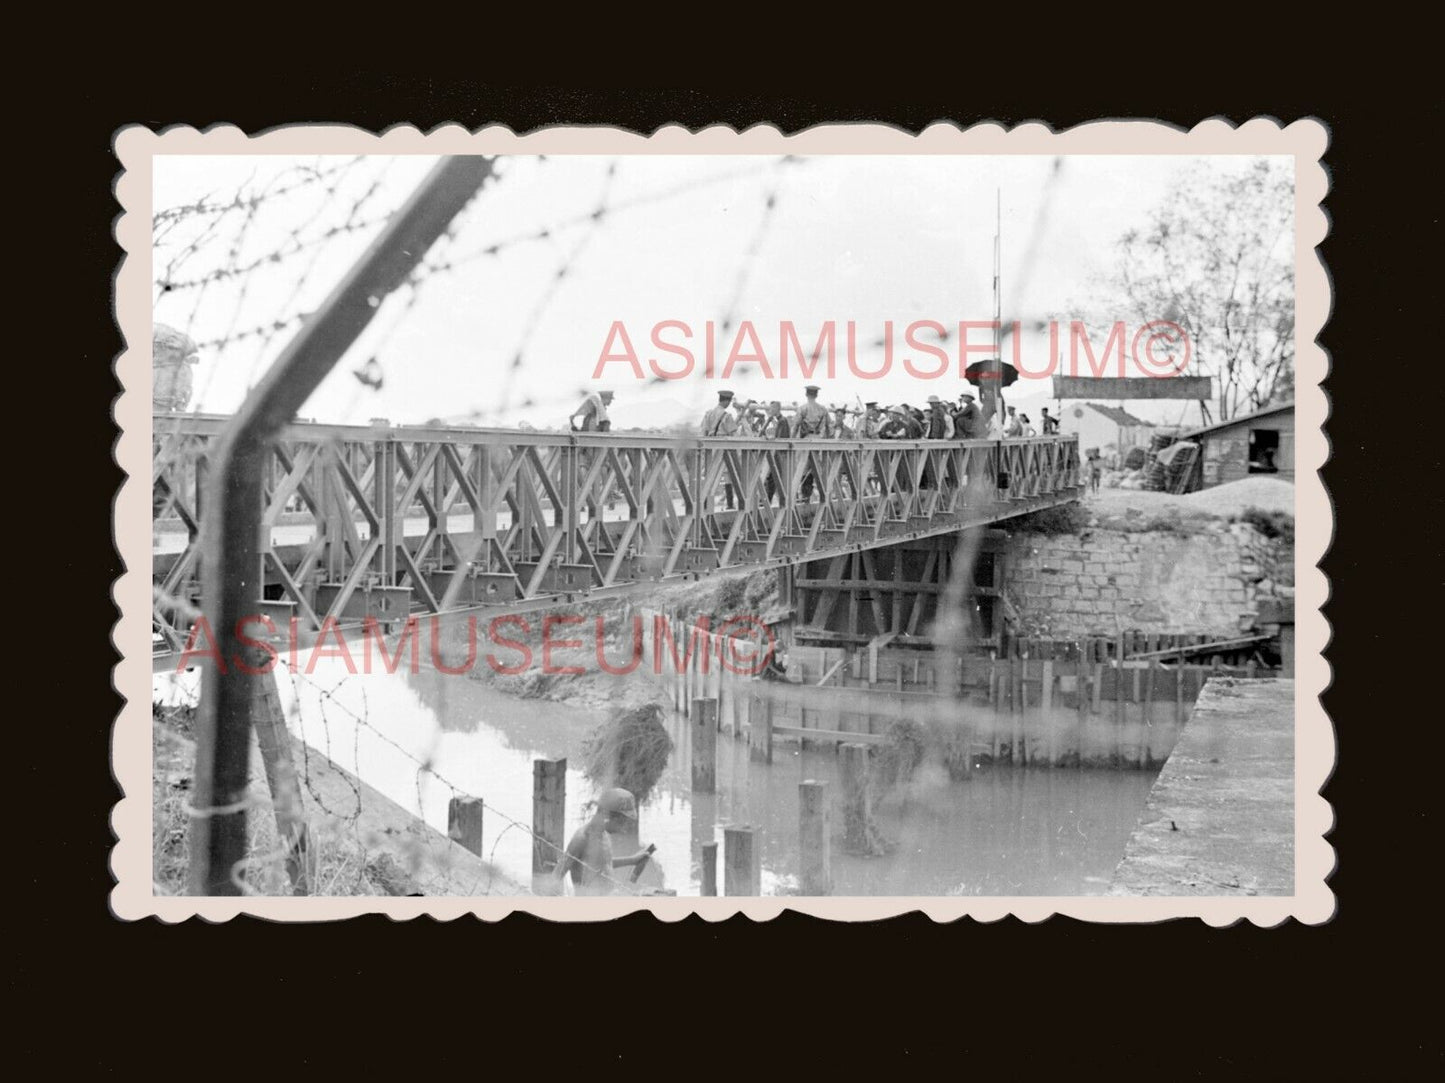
692,698,718,793
840,742,872,853
447,797,485,857
251,663,315,894
532,758,567,875
1113,654,1125,767
748,691,773,764
989,654,1001,763
1009,655,1022,765
1142,659,1157,768
1017,654,1029,764
701,840,718,897
723,825,760,896
1174,664,1185,727
1040,658,1055,766
1075,653,1088,767
799,780,831,895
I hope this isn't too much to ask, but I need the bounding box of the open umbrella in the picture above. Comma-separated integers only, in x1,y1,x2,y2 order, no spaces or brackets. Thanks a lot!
963,358,1020,388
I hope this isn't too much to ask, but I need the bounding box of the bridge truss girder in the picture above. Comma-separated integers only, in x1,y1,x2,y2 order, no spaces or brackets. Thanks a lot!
153,413,1081,669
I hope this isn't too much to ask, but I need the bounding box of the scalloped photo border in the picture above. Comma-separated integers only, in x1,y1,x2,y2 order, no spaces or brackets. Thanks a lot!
112,118,1332,924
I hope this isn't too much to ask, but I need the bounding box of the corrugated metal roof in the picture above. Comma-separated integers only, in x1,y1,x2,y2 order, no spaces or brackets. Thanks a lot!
1083,403,1153,427
1181,400,1293,440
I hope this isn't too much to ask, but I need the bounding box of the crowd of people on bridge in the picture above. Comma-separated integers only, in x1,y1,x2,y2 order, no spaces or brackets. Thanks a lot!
569,384,1070,511
572,384,1062,443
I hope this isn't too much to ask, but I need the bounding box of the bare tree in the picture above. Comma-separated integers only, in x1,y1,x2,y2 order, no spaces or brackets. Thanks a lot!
1114,159,1295,420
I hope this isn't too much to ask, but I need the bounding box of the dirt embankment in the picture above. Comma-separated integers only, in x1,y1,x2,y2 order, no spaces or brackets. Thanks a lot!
152,703,527,897
446,567,782,712
1084,476,1294,531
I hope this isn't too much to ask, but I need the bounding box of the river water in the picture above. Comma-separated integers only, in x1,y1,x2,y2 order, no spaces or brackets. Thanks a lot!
160,657,1158,897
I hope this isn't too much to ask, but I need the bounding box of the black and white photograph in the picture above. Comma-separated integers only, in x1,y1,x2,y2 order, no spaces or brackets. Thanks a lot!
122,122,1329,917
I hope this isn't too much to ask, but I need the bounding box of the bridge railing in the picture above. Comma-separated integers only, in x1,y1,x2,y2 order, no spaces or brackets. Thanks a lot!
153,412,1081,654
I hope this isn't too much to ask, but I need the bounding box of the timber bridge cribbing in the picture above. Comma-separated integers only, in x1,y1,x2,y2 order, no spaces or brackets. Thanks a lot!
153,412,1083,669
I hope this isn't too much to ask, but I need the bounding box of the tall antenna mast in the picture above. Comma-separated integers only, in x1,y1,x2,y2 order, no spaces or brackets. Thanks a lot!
986,189,1003,423
994,189,1002,333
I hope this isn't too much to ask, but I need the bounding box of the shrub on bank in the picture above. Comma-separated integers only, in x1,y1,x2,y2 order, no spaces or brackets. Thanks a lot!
1234,505,1295,543
1011,502,1090,535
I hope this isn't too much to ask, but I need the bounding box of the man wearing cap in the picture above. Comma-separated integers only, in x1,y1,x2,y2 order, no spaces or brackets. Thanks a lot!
701,390,738,438
955,392,985,440
879,406,923,440
701,391,739,509
862,402,884,438
1002,404,1022,438
795,385,831,439
925,395,955,440
795,385,831,502
549,788,656,895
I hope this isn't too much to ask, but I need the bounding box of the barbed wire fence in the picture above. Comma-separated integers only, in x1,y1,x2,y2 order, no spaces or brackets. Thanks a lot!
152,152,813,897
151,153,1077,898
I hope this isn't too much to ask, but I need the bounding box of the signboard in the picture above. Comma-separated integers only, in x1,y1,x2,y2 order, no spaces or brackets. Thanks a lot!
1051,375,1213,401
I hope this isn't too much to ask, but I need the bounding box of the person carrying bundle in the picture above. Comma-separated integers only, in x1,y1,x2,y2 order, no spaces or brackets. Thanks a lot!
549,788,657,896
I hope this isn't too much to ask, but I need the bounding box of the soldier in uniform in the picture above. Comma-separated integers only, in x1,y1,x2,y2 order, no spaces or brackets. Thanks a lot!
763,401,791,505
701,390,739,509
701,389,737,438
795,385,831,503
862,401,884,438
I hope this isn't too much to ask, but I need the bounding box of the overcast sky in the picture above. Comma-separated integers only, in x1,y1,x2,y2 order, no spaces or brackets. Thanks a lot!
153,153,1289,429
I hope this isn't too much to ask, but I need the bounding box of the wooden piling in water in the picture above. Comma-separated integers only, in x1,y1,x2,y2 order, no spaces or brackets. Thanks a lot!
799,780,831,895
701,840,718,896
692,697,718,793
1010,656,1023,765
723,825,760,896
1074,642,1088,767
840,743,872,853
749,690,773,764
1041,658,1055,765
532,758,566,875
1142,659,1156,768
447,797,485,858
1113,634,1126,765
990,653,1002,763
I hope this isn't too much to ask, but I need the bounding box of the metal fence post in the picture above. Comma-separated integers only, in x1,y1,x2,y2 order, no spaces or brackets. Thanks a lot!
188,157,494,895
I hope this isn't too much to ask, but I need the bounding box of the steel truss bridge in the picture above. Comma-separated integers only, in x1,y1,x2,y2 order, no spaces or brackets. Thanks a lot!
153,413,1083,670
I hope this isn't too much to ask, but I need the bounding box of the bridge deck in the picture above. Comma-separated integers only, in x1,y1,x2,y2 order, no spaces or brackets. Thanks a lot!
152,413,1082,668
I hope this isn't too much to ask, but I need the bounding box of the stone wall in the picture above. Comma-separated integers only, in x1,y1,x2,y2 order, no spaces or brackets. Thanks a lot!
1004,521,1292,639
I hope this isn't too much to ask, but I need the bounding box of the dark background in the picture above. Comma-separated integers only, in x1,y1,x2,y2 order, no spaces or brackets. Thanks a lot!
29,72,1435,1072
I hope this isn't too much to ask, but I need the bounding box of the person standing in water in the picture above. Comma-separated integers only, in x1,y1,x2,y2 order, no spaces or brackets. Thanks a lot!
550,788,655,895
